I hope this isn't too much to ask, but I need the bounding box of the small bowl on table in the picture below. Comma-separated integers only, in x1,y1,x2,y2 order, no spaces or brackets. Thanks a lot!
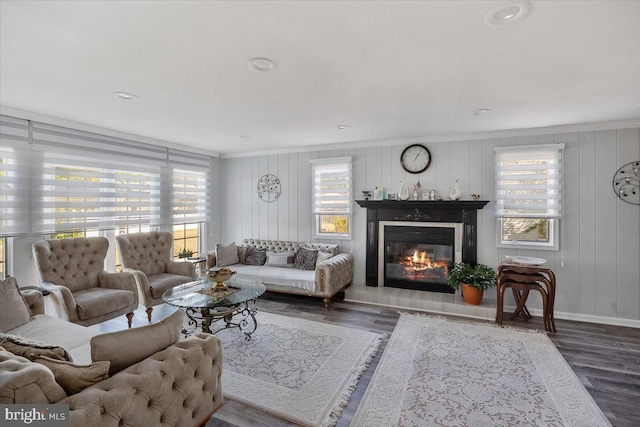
206,268,236,290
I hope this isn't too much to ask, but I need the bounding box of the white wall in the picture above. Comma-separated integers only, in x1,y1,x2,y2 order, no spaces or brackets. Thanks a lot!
219,126,640,323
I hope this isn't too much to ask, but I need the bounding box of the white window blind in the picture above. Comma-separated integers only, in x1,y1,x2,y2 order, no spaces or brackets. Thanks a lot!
0,115,214,236
0,116,30,237
172,168,209,224
495,144,564,219
311,157,352,215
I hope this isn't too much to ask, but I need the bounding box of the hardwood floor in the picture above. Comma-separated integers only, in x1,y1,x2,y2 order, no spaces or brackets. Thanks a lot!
94,292,640,427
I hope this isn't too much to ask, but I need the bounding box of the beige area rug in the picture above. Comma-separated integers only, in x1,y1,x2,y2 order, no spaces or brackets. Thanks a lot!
189,311,383,427
352,313,611,427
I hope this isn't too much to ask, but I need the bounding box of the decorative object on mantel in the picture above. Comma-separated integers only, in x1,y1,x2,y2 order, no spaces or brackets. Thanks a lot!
471,193,481,201
400,143,432,173
447,262,496,305
257,174,281,202
612,160,639,205
398,180,410,200
386,193,397,200
362,190,372,200
449,178,461,200
413,180,423,200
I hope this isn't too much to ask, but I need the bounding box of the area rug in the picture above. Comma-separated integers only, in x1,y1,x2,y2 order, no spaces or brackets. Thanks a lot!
196,311,383,427
352,313,611,427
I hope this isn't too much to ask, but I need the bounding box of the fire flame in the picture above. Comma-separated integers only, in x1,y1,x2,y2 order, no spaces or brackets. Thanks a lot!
401,249,449,274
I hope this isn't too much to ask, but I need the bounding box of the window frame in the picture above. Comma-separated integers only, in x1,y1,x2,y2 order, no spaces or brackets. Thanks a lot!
494,143,564,251
310,157,353,240
497,218,559,251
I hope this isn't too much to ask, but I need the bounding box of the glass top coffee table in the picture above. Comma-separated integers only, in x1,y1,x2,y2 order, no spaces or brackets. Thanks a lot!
162,277,266,340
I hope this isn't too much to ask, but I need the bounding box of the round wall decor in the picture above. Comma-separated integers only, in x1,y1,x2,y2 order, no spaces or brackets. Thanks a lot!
257,174,281,202
400,143,432,174
612,161,639,205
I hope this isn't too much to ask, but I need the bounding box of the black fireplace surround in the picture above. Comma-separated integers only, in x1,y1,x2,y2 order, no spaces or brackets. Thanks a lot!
355,200,489,288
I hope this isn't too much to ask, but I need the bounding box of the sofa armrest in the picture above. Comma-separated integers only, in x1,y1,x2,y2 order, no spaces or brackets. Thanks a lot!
21,290,45,317
40,282,77,322
65,333,223,427
166,260,196,279
98,271,138,294
315,253,354,296
0,349,67,404
206,250,217,269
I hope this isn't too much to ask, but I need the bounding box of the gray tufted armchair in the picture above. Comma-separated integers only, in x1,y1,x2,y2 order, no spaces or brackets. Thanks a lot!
115,231,196,321
32,237,138,328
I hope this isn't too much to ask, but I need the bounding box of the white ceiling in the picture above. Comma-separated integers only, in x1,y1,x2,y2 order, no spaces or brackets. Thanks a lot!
1,1,639,156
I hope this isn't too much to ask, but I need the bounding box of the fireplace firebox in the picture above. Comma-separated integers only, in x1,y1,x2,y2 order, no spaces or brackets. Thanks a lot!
379,222,462,293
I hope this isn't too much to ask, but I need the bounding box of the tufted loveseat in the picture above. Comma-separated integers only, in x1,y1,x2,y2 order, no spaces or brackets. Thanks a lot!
0,277,223,427
116,231,196,321
207,239,354,309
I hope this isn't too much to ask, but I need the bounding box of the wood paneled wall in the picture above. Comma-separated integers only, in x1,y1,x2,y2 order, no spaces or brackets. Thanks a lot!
220,127,640,322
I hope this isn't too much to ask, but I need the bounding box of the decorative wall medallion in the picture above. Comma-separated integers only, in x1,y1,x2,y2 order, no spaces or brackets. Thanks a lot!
257,174,281,202
612,161,639,205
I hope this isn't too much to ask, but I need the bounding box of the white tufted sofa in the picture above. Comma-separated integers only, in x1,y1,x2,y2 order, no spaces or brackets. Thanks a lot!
207,239,354,309
1,278,223,427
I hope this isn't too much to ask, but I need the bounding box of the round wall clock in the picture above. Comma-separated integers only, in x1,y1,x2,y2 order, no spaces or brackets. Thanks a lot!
612,161,639,205
400,143,432,174
257,174,281,202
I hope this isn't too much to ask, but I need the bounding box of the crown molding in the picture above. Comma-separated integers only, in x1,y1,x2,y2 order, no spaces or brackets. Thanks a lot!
0,105,221,158
221,118,640,159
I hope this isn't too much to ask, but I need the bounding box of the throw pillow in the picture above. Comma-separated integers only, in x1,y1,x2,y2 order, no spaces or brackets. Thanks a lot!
0,277,31,332
265,251,296,268
243,246,267,266
91,309,183,375
33,355,110,395
0,334,72,362
294,247,318,271
316,251,333,267
216,242,240,267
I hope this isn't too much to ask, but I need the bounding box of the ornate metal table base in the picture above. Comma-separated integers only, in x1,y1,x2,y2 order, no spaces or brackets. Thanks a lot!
182,300,258,340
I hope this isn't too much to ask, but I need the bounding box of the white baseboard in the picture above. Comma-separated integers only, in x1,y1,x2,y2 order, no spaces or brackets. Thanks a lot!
505,305,640,329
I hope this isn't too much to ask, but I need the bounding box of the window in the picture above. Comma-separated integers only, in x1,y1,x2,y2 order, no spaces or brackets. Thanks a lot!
173,223,200,259
311,157,352,239
0,238,6,279
495,144,564,250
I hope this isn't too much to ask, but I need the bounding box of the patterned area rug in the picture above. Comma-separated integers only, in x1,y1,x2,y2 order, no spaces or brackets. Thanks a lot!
353,314,611,427
208,311,383,427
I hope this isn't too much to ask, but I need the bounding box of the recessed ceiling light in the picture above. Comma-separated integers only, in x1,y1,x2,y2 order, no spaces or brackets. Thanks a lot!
239,135,252,139
472,109,491,115
112,91,138,100
485,2,530,27
248,58,277,72
336,124,351,130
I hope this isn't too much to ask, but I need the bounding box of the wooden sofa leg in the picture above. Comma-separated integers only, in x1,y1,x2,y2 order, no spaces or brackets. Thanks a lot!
323,297,331,311
146,307,153,322
126,312,134,328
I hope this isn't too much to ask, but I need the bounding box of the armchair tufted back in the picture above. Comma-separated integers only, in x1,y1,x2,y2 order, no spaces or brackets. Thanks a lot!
32,237,108,292
242,239,339,256
116,231,173,277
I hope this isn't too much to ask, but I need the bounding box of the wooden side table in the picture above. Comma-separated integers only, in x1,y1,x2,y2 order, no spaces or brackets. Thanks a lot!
495,263,556,332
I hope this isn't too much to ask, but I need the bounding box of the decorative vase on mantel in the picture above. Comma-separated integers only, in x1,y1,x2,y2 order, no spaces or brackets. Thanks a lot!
449,179,461,200
398,180,410,201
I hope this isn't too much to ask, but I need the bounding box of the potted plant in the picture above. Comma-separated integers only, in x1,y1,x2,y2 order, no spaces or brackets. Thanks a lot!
447,262,497,305
176,248,194,259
